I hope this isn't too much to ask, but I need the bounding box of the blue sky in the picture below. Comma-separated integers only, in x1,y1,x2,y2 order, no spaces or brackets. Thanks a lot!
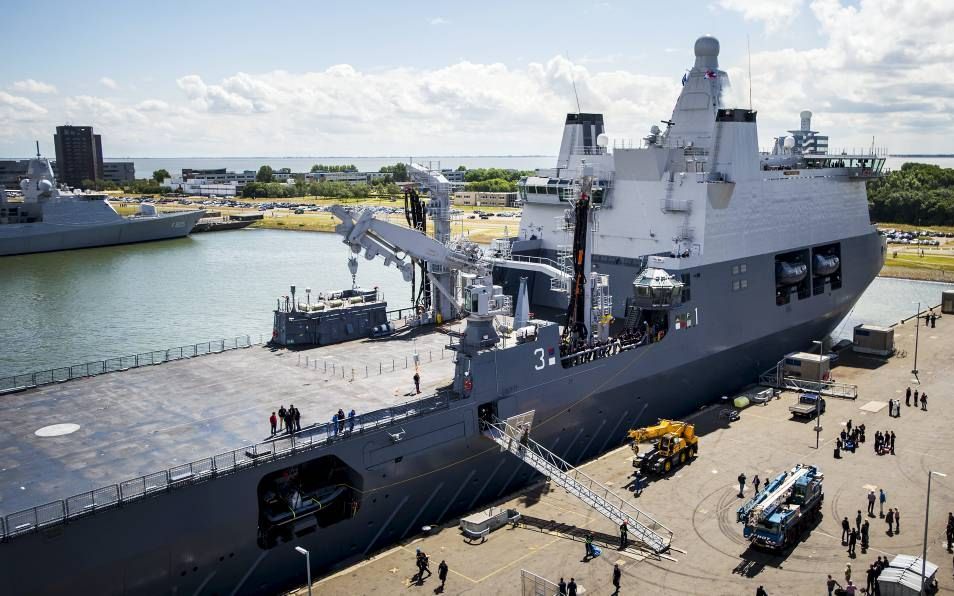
2,0,952,156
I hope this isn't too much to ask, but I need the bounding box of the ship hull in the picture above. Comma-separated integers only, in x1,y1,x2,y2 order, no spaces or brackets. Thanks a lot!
0,211,204,256
0,230,882,595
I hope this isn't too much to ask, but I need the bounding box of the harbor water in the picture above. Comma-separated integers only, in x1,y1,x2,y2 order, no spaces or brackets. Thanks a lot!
1,228,951,378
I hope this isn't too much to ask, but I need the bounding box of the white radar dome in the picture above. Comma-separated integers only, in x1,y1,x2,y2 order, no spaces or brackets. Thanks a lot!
596,133,609,148
693,35,720,69
783,136,796,149
20,179,30,192
38,179,54,193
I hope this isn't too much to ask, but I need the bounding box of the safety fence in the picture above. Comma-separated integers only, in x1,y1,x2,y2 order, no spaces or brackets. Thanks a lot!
0,335,263,394
0,390,453,542
294,345,448,378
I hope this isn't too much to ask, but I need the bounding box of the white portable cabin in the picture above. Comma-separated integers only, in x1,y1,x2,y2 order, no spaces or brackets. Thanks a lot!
852,324,894,356
942,290,954,315
782,352,830,381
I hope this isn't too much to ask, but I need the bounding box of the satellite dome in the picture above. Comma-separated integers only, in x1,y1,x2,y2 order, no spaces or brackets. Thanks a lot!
783,136,796,149
20,178,30,192
694,36,720,58
37,179,54,194
693,35,720,69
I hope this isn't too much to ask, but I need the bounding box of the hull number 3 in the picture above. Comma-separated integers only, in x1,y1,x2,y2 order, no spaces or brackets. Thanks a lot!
533,348,555,370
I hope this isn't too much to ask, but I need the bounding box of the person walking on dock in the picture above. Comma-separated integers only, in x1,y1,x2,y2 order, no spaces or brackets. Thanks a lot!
890,431,896,455
619,521,629,549
827,574,840,596
868,490,876,516
348,409,356,433
294,405,302,432
848,528,858,556
856,510,862,532
269,412,277,435
336,408,345,434
612,563,621,594
738,472,747,497
921,393,928,411
861,520,870,550
332,412,339,436
931,312,937,328
278,405,287,431
886,508,895,536
753,474,761,494
906,386,912,407
842,517,851,543
844,562,851,585
437,559,448,591
413,371,421,394
893,508,900,534
756,586,768,596
558,578,567,595
568,578,578,596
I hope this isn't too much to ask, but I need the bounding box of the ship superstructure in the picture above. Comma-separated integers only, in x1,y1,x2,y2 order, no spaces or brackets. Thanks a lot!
0,36,885,595
0,150,203,256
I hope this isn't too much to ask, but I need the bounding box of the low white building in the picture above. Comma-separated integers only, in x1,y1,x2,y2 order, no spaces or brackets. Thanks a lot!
453,191,518,207
161,177,243,197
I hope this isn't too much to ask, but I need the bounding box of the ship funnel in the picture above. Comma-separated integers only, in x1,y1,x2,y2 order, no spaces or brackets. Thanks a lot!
557,113,605,167
694,35,720,70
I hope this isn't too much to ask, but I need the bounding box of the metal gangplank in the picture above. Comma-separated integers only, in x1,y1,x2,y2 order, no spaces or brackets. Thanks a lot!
738,464,811,526
758,362,858,400
483,418,673,553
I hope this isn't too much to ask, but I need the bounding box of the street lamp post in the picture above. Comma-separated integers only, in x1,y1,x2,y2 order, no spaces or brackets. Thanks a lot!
921,470,946,595
812,340,824,449
912,301,921,376
295,546,312,596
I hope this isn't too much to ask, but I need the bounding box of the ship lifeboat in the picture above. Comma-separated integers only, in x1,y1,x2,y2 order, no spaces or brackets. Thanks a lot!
813,254,840,276
265,484,347,525
775,261,808,286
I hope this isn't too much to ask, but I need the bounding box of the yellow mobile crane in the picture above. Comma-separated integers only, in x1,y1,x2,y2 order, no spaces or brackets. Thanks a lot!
629,419,698,474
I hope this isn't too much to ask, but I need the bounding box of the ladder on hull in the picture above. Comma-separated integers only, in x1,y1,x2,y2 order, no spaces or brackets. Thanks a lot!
483,418,673,553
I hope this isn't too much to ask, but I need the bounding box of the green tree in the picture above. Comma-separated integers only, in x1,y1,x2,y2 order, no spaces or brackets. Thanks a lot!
379,162,408,182
456,165,467,171
465,178,517,192
152,169,170,183
256,165,274,182
310,163,358,172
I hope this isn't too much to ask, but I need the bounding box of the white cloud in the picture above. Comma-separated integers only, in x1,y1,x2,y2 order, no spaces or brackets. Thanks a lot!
10,79,57,94
428,17,448,25
0,91,47,118
4,2,954,156
715,0,804,31
99,77,118,89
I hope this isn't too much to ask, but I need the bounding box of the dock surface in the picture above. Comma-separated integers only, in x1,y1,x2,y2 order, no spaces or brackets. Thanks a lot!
0,326,456,513
304,313,954,595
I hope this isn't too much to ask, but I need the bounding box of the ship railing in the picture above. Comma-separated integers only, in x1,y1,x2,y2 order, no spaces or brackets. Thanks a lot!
490,253,562,270
0,334,263,395
0,390,453,542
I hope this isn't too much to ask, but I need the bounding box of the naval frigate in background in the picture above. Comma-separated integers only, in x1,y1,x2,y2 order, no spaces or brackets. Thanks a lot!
0,152,203,256
0,36,886,594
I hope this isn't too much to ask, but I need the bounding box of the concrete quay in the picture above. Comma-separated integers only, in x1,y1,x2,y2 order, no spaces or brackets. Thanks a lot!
300,311,954,595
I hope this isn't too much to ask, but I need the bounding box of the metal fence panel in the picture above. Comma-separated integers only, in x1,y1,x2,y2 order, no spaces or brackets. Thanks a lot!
214,451,236,472
94,485,120,508
143,471,168,494
36,501,66,527
66,492,95,517
192,458,214,477
169,463,195,483
120,477,146,501
6,509,37,535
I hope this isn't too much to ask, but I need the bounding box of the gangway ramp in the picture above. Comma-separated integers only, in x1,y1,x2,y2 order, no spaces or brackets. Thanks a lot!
483,417,673,554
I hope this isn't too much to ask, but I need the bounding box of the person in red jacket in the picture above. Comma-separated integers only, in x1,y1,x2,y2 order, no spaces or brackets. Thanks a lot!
269,412,277,435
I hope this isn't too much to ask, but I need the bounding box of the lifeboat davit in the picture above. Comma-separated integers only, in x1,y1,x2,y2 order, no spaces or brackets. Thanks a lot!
813,254,840,276
775,261,808,285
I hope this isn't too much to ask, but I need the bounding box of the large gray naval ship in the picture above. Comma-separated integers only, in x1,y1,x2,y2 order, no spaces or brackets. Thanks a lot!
0,152,203,256
0,36,886,594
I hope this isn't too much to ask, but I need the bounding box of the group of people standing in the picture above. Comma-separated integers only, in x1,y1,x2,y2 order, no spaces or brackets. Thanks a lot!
331,408,356,436
836,419,865,456
874,429,896,455
269,404,301,435
904,386,928,411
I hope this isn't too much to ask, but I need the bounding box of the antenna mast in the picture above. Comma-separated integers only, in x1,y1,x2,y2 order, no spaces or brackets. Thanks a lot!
747,35,753,110
567,52,582,113
35,140,40,158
